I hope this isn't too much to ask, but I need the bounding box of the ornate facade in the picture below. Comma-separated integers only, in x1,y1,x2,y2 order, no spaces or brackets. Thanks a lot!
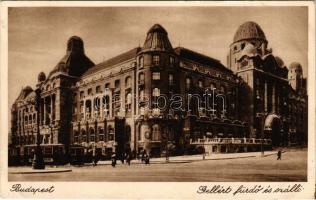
10,22,307,160
227,21,308,146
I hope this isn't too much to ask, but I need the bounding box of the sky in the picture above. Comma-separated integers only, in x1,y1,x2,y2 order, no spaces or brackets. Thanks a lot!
8,6,308,111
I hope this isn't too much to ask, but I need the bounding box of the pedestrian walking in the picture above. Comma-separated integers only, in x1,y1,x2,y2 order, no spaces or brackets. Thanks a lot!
111,153,116,167
126,152,131,166
144,153,150,165
277,150,282,160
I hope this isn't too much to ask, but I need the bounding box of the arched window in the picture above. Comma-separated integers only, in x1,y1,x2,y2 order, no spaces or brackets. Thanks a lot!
153,55,160,66
96,85,101,93
138,72,145,84
152,124,161,141
115,80,120,89
108,125,114,141
125,76,132,88
198,80,203,88
186,77,191,90
90,128,95,142
33,113,36,123
125,92,132,113
169,74,174,85
85,100,92,119
139,56,144,68
105,83,110,90
139,89,144,101
98,127,104,141
102,95,110,116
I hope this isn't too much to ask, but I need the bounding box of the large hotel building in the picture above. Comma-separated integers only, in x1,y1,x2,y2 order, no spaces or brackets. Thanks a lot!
10,22,307,160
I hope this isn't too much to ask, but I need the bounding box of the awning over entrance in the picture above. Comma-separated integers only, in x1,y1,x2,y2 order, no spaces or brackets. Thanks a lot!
264,114,280,131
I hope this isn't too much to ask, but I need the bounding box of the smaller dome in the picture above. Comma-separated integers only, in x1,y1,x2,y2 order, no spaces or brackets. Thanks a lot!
289,62,302,70
142,24,173,53
38,72,46,82
275,56,284,67
67,36,84,54
147,24,168,34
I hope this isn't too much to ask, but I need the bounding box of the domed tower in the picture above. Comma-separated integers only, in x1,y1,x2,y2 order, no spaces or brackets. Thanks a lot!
289,62,303,91
136,24,178,154
48,36,94,78
228,21,269,72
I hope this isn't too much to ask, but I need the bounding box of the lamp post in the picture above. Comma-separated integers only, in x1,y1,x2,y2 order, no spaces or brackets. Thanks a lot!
256,95,265,158
32,88,45,169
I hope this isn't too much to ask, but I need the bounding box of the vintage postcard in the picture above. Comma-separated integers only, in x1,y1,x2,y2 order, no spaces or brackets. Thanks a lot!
0,1,315,199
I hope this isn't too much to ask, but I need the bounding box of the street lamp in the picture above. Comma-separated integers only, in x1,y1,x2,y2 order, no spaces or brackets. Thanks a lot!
256,95,265,158
32,88,45,169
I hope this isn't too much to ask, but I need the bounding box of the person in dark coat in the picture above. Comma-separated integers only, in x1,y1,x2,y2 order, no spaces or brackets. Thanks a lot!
277,150,282,160
111,153,116,167
144,153,150,165
126,152,131,166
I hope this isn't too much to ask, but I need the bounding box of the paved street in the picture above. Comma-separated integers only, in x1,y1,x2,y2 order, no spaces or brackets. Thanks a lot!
8,149,307,182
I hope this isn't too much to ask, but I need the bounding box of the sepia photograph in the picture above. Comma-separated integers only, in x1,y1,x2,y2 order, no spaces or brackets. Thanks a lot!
1,2,315,199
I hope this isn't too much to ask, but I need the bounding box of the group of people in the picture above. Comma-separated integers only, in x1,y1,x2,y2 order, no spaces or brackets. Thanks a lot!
111,152,133,167
110,150,151,167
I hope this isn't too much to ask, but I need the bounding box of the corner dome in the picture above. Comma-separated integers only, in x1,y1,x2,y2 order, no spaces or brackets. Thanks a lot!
233,21,266,43
38,72,46,82
47,36,95,78
16,86,33,101
275,56,284,67
141,24,173,53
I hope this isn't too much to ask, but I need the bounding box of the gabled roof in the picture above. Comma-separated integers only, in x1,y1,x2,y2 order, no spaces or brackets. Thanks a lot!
82,47,141,77
174,47,231,73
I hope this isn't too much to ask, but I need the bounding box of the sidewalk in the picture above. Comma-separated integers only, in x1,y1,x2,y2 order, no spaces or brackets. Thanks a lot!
9,167,72,174
97,150,281,165
8,150,282,173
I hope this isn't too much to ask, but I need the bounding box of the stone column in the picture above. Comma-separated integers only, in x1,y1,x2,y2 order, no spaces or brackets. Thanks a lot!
272,83,276,113
43,97,46,125
50,95,53,123
55,90,61,122
91,97,95,119
264,81,268,112
83,99,86,120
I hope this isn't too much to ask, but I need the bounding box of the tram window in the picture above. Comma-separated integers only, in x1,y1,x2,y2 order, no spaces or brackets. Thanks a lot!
44,147,53,155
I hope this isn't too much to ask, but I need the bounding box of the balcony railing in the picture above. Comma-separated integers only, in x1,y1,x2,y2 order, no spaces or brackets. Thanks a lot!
190,138,272,145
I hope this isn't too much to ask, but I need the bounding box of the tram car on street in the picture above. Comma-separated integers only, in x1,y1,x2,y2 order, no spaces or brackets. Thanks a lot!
22,144,66,165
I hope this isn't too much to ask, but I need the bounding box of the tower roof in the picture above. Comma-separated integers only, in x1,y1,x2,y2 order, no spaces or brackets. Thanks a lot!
141,24,173,53
48,36,95,78
233,21,266,43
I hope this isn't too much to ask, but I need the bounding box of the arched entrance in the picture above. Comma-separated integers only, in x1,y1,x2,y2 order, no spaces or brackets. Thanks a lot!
264,114,282,146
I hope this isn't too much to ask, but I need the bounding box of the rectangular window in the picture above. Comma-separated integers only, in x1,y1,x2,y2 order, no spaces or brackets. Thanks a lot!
169,74,174,85
153,55,160,66
88,88,92,95
170,56,175,66
139,56,144,69
152,72,160,80
152,88,160,97
80,91,84,99
96,86,101,93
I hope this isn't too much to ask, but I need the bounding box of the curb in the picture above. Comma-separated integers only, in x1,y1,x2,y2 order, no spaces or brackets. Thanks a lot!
9,169,72,174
